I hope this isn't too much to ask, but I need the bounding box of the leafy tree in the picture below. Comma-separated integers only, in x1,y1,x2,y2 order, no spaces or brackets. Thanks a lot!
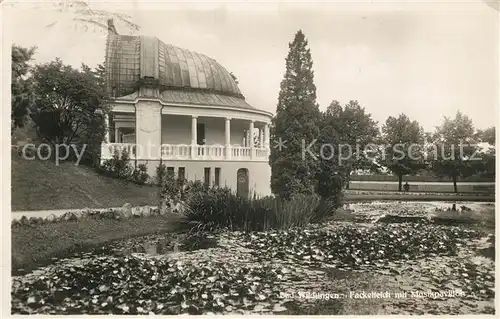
11,45,36,131
270,30,322,200
476,126,495,145
472,126,495,179
29,58,109,164
323,100,380,188
315,114,346,205
428,111,478,192
381,114,425,191
475,146,495,179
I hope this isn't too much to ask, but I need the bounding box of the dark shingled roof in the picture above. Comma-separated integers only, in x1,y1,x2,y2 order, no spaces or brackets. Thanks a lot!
105,32,250,109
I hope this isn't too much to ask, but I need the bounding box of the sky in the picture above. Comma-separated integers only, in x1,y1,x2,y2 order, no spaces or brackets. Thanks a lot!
5,0,499,132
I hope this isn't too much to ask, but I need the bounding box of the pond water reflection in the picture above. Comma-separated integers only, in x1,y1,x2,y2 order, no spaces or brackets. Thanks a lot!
108,232,219,257
117,240,174,256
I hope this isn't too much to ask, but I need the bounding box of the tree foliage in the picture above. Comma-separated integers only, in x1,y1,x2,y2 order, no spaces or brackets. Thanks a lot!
428,111,479,192
314,118,345,205
11,45,36,131
29,58,109,164
381,114,425,191
476,126,495,145
270,30,322,200
323,100,380,188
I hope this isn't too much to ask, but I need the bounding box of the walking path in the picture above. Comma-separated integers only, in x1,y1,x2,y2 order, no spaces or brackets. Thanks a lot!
10,207,141,221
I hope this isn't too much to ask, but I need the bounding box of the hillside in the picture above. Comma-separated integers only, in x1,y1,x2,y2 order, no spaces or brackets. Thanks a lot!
11,149,158,211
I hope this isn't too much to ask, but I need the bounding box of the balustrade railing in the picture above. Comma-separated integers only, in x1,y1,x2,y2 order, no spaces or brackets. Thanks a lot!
102,143,137,159
231,146,251,159
101,143,268,161
161,144,191,159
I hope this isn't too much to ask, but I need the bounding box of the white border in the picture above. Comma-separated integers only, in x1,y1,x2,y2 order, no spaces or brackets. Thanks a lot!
2,1,499,319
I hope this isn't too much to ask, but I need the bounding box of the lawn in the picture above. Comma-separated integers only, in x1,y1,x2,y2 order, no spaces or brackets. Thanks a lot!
11,150,159,211
11,201,495,315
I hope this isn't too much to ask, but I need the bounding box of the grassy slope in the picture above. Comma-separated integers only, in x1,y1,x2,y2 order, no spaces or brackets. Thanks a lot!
11,123,158,211
11,151,159,211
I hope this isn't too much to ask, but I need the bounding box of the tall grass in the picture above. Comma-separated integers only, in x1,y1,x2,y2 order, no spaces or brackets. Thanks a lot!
180,186,338,232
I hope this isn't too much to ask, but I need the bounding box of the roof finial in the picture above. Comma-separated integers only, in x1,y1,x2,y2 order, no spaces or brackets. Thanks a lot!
108,19,118,35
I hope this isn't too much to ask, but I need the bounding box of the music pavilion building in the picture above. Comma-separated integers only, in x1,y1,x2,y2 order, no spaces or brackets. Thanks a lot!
101,20,273,197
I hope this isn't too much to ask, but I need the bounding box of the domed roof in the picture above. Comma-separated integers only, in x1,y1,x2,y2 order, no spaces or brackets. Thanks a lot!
105,32,244,101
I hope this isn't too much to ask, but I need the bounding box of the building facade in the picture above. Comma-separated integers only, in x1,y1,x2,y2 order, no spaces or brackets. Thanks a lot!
101,20,273,197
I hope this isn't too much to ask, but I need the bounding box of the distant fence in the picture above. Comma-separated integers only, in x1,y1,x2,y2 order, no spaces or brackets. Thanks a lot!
350,175,495,183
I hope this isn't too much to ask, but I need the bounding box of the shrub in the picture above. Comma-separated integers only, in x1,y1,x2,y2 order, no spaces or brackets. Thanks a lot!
131,163,150,185
155,162,167,186
181,186,335,232
100,148,133,179
182,186,240,231
160,174,189,203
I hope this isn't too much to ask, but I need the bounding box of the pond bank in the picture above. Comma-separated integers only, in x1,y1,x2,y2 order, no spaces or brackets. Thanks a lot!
11,215,180,274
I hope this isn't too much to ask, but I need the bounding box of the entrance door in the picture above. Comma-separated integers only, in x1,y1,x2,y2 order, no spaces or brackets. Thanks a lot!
237,168,249,198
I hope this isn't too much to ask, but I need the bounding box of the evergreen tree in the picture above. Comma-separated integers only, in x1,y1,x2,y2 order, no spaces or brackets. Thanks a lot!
270,30,322,200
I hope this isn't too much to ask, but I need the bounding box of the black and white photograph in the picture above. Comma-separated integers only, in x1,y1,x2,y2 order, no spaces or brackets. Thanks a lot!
4,0,497,315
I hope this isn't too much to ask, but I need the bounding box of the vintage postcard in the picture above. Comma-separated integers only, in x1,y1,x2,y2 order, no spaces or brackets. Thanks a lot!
4,0,497,316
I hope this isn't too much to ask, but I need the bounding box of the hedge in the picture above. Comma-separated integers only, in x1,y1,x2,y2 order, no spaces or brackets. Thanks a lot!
350,175,494,183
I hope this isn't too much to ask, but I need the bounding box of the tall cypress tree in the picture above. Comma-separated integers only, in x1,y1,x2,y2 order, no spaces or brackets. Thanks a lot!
270,30,321,200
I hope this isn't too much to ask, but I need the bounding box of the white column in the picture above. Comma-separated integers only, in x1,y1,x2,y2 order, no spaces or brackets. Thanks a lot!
115,127,120,143
225,117,231,160
264,123,270,149
259,127,264,148
249,120,255,159
191,116,197,159
135,101,162,160
104,114,110,143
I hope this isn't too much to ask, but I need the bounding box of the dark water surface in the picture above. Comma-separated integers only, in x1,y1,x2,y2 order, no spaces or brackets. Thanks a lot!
13,232,218,276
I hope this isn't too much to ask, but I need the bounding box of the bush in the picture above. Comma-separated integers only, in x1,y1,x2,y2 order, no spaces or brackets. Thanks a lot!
131,163,150,185
100,148,133,179
181,186,336,232
160,174,190,203
155,162,167,186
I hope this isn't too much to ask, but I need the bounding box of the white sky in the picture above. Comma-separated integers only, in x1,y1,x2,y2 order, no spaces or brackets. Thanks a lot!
5,0,499,132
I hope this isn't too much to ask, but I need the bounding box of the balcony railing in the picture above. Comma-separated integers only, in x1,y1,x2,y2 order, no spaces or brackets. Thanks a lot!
102,143,137,159
101,143,269,161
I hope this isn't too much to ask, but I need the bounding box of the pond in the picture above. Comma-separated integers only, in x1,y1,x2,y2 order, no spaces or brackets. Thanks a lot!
11,202,496,315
